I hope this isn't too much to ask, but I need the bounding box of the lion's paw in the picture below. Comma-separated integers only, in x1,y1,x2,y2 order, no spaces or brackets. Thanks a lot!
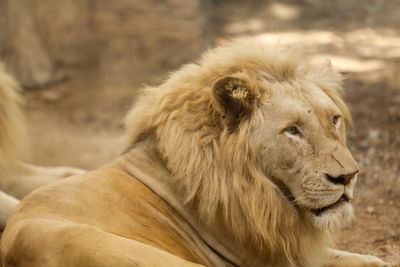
358,254,389,267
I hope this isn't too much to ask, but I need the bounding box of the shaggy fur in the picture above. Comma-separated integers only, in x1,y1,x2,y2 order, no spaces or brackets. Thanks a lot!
0,63,27,186
124,41,360,266
0,63,84,229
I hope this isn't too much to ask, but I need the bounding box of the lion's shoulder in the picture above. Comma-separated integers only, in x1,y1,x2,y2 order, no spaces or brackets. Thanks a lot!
5,161,206,264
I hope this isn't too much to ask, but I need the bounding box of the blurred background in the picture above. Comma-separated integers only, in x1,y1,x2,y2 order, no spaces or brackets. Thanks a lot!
0,0,399,262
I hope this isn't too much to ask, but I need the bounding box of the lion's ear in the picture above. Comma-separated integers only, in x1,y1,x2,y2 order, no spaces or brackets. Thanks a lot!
212,76,256,129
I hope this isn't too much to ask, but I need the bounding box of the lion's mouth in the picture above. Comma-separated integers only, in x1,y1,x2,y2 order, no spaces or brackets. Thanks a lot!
311,194,349,216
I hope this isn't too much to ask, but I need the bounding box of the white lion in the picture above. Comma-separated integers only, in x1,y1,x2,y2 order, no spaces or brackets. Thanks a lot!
1,42,392,266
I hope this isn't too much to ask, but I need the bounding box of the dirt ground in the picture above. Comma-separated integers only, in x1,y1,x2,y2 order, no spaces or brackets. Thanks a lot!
22,0,399,264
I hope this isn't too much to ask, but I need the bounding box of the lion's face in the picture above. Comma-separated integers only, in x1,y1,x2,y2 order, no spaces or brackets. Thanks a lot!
255,80,358,229
212,71,358,230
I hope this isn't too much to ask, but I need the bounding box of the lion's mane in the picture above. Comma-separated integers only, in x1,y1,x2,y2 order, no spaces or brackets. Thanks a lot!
125,42,351,266
0,63,26,186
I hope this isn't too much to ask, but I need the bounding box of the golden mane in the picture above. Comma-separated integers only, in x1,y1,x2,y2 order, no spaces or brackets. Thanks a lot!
0,63,26,184
125,42,351,265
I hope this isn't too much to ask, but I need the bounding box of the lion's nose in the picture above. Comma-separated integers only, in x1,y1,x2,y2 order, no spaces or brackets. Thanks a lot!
325,170,358,186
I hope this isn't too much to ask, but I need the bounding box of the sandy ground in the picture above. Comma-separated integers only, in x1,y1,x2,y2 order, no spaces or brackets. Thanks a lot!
21,0,399,264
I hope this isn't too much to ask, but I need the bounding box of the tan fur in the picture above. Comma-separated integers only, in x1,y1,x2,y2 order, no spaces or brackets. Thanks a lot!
0,63,27,184
0,62,84,229
1,42,388,266
125,42,345,265
125,41,385,266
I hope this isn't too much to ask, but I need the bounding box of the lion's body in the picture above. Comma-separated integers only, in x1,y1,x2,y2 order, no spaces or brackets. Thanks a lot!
1,145,316,266
1,162,206,266
1,43,388,266
0,62,85,229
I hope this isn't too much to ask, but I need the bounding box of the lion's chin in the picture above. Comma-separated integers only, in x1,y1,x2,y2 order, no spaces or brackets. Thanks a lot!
311,201,354,230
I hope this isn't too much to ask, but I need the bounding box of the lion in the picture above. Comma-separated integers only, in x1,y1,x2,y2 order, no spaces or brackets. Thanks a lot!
0,42,391,266
0,63,85,230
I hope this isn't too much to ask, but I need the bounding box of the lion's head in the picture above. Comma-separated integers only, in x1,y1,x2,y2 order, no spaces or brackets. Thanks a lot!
126,42,357,265
254,69,358,229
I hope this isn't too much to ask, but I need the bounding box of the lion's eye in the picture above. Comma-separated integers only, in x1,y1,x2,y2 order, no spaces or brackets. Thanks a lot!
286,126,300,135
332,115,340,126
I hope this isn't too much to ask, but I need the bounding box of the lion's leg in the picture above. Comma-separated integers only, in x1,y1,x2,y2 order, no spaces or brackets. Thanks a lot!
323,248,389,267
20,162,86,181
1,219,205,267
3,163,85,199
0,191,19,229
0,163,85,228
